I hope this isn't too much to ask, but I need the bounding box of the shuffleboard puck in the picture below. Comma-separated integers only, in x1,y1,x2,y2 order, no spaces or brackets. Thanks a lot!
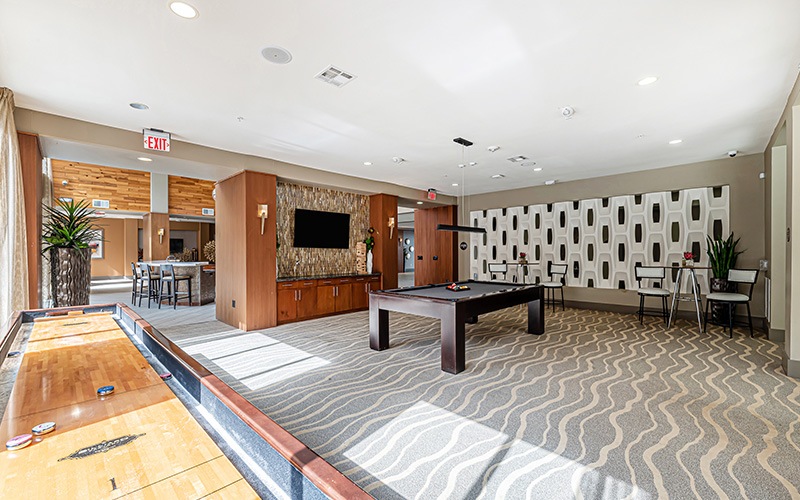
6,434,32,451
7,351,21,358
32,422,56,436
97,385,115,397
159,373,172,380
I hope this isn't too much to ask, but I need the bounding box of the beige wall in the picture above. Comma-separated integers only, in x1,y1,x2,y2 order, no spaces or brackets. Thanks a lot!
91,218,138,278
459,154,767,315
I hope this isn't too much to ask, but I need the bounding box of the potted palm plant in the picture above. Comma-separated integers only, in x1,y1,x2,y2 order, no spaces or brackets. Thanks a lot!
706,232,745,323
42,199,101,307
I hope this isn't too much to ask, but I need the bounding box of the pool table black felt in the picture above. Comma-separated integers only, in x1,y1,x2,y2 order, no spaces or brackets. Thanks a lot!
390,281,528,300
369,280,544,374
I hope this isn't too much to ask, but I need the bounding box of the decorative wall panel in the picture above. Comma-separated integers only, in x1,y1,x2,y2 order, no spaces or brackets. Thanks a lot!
470,186,729,293
168,175,215,215
52,160,150,212
277,182,370,277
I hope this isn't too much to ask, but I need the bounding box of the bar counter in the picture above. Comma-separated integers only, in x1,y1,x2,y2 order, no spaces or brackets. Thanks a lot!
144,261,216,305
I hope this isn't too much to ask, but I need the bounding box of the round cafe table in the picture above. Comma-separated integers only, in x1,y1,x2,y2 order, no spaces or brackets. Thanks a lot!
666,264,711,334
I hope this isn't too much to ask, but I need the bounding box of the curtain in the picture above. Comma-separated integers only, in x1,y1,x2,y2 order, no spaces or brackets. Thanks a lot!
41,157,53,307
0,87,29,328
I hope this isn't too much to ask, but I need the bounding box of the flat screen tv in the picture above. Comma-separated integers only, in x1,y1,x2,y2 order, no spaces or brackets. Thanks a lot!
293,208,350,249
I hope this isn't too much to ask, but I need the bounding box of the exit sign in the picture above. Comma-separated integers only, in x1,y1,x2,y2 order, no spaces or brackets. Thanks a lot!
143,129,170,152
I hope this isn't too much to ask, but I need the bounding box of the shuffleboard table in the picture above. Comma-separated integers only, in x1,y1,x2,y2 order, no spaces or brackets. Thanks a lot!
369,280,544,374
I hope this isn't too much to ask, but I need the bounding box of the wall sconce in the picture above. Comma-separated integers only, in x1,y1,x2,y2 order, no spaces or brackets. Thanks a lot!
258,204,269,235
157,228,165,244
388,216,395,239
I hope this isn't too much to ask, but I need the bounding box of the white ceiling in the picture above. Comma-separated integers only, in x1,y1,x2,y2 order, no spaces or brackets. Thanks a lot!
2,0,799,195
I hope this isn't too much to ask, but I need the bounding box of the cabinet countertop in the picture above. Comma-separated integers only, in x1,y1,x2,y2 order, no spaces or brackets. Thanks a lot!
277,272,381,283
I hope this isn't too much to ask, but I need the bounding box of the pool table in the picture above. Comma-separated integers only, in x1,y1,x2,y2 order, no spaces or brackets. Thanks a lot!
369,280,544,374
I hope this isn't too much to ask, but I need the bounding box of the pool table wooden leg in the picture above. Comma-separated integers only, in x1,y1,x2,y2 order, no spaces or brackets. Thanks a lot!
527,296,545,335
441,308,466,374
369,306,390,350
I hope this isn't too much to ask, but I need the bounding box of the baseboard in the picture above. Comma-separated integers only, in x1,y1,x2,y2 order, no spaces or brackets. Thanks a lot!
768,327,785,342
781,349,800,379
564,300,767,333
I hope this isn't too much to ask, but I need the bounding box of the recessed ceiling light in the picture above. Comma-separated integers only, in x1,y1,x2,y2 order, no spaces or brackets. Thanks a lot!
491,174,505,179
533,167,543,172
669,139,683,145
416,201,423,205
129,102,149,110
637,76,658,86
452,183,459,187
469,162,477,166
137,157,152,162
458,164,466,168
237,116,245,122
261,46,292,64
545,179,557,186
363,161,372,166
392,157,405,163
169,1,198,19
487,146,500,153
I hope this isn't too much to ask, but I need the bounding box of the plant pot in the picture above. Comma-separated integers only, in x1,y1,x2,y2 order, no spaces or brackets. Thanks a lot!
50,247,92,307
709,277,736,325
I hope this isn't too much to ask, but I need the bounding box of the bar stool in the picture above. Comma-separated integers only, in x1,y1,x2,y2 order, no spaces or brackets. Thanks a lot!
137,262,160,308
542,263,568,311
158,264,193,309
130,262,143,305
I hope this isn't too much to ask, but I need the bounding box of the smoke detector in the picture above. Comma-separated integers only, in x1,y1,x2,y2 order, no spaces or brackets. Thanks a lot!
261,46,292,64
315,66,356,87
560,106,575,119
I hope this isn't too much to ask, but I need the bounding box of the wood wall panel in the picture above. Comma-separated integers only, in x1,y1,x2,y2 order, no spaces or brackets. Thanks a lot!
51,160,150,212
215,171,277,331
414,205,458,286
18,132,42,307
168,175,215,216
369,194,398,289
143,213,170,261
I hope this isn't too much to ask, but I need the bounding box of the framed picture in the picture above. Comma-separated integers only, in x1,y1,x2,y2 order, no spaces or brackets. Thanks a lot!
89,229,104,259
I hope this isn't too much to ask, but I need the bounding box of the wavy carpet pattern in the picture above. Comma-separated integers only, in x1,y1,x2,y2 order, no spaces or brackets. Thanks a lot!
162,308,800,499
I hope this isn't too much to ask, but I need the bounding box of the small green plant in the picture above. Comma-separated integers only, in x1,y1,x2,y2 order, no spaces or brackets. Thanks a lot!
42,199,101,252
364,227,375,252
706,232,745,279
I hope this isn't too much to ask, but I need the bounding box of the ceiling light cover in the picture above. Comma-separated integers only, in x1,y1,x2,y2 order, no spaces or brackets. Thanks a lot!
545,179,557,185
261,46,292,64
533,167,543,172
416,201,423,205
129,102,149,110
137,157,152,162
491,174,505,179
638,76,658,86
363,161,372,166
669,139,683,145
169,2,198,19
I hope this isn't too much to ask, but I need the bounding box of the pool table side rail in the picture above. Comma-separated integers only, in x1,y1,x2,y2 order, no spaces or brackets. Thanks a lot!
3,303,370,500
375,280,540,303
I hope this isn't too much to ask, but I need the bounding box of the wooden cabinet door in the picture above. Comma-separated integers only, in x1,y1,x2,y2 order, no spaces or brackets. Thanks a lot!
316,283,337,316
335,283,352,312
351,278,368,309
296,285,317,319
277,289,297,322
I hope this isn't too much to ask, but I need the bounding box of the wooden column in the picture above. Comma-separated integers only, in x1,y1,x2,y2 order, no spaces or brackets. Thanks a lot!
142,213,170,261
369,194,399,289
215,170,277,331
414,205,458,286
18,132,42,308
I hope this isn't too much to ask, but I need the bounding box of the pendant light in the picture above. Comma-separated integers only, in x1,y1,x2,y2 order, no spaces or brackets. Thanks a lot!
437,137,486,234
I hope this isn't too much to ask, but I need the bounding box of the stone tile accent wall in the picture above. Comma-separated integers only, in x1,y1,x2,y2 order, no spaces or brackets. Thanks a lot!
277,182,370,277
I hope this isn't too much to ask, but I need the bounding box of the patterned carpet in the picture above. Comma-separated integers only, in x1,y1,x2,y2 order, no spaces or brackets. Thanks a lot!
161,308,800,499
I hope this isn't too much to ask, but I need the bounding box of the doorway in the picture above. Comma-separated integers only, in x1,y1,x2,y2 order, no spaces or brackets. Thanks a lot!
397,207,415,287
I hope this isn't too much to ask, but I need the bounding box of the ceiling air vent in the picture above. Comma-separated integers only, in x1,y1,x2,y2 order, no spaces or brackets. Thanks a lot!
507,155,529,163
315,66,356,87
92,199,110,209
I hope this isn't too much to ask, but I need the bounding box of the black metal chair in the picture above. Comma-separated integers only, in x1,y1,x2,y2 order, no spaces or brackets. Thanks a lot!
703,269,759,337
157,264,193,309
137,262,159,308
542,263,568,311
635,266,670,324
